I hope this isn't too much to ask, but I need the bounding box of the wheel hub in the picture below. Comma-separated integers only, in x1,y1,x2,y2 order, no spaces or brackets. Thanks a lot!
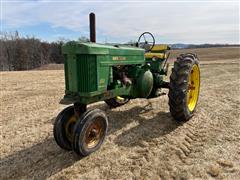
85,118,104,149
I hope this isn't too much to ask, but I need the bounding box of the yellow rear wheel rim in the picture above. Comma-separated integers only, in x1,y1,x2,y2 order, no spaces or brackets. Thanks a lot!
187,64,200,112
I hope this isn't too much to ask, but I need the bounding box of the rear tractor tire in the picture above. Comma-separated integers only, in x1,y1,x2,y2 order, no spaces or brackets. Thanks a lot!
168,53,200,121
105,96,129,108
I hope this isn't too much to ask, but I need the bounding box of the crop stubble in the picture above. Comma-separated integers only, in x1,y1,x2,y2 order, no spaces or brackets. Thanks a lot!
0,58,239,179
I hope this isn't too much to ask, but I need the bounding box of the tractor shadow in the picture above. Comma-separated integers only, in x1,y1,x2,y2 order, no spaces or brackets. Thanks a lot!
0,101,181,179
113,110,179,147
0,138,82,180
107,103,180,147
91,101,180,147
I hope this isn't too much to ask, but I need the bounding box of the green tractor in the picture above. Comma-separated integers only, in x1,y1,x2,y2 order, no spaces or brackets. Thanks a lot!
54,13,200,156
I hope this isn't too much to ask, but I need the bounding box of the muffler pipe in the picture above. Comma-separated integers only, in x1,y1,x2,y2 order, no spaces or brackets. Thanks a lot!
89,13,96,42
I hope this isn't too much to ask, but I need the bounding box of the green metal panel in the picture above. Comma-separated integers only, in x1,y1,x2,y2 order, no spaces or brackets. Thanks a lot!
62,42,144,56
100,55,144,66
67,54,78,92
63,54,69,90
61,86,131,105
97,55,109,90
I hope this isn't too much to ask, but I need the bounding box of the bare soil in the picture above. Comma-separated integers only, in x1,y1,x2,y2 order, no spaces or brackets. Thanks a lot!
169,47,240,61
1,54,240,179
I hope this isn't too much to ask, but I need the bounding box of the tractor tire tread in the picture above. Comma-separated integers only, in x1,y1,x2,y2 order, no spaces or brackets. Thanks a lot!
168,53,199,121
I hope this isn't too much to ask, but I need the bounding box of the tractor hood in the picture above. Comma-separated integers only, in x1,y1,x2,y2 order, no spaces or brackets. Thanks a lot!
62,41,144,56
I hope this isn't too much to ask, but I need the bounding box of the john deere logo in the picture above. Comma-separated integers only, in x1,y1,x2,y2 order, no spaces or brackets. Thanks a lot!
112,56,127,60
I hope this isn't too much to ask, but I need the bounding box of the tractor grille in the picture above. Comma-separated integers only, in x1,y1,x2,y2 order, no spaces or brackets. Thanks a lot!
65,54,97,93
77,54,97,92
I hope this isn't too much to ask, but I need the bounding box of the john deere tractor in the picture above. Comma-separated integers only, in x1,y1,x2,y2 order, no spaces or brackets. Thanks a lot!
54,13,200,156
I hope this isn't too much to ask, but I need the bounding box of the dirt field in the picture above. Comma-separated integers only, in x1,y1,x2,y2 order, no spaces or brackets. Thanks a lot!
0,48,240,179
169,47,240,61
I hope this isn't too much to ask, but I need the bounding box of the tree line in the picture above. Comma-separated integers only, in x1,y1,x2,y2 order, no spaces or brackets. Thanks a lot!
0,31,65,71
1,31,238,71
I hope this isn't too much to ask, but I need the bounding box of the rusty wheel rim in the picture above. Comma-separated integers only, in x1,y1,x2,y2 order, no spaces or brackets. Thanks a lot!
64,115,77,142
84,118,104,149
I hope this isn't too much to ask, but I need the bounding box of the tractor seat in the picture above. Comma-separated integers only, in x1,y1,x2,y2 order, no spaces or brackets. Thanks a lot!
145,52,167,59
151,44,170,52
145,44,170,59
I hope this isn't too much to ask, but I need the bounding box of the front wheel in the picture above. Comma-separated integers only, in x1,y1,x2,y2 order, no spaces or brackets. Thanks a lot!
168,53,200,121
53,106,77,150
53,104,86,150
72,109,108,156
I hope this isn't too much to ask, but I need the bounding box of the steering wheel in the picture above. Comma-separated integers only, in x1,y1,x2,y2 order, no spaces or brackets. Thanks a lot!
137,32,155,52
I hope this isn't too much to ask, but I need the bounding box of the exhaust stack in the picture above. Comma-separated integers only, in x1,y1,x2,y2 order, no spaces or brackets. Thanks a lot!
89,13,96,43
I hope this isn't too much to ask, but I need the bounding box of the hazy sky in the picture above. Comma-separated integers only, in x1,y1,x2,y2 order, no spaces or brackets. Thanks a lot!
1,0,239,44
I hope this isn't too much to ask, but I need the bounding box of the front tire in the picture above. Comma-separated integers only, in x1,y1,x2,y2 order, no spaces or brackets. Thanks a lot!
168,53,200,121
72,109,108,156
53,106,77,150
